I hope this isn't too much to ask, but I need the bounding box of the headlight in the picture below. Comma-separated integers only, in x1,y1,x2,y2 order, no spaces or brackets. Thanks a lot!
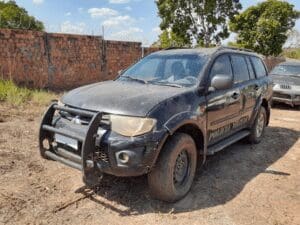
109,115,156,137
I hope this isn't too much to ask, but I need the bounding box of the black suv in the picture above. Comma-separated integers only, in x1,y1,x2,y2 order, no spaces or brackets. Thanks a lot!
39,47,272,202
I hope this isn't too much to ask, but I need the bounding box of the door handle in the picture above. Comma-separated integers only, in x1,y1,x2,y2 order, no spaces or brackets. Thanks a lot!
231,92,240,99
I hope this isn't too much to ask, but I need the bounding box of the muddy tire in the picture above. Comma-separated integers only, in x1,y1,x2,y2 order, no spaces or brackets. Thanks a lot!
248,107,267,144
148,133,197,202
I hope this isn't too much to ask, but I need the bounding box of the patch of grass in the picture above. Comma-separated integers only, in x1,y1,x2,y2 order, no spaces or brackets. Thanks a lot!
31,90,57,106
0,79,32,105
0,79,57,106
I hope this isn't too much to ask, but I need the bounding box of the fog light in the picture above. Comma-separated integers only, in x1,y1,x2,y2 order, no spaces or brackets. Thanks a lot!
118,152,130,164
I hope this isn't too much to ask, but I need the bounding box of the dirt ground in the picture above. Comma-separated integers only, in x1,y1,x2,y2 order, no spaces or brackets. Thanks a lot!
0,103,299,225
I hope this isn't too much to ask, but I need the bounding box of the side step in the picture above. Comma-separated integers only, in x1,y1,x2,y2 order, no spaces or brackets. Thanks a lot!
207,130,250,155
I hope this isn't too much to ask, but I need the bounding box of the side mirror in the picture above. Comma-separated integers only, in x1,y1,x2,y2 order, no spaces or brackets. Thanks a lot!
210,74,233,91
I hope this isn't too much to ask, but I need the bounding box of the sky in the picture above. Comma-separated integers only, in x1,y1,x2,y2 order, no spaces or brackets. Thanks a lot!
10,0,300,46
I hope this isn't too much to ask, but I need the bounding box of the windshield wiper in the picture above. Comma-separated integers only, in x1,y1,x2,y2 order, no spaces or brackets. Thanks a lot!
149,81,183,88
122,76,148,84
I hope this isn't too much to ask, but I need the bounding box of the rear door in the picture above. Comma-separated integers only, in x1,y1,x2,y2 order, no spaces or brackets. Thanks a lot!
249,56,269,119
206,54,242,145
243,56,263,121
229,54,254,128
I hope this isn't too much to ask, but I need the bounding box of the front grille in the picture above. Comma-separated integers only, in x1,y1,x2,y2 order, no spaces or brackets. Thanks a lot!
59,110,91,125
95,149,109,163
59,106,110,128
54,105,111,165
280,84,291,89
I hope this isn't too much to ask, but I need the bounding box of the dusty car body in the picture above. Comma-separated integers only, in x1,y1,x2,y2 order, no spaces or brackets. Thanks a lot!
270,61,300,107
39,47,272,202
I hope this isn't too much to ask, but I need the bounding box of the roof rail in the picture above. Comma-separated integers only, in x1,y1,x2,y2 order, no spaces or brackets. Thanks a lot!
218,46,254,53
163,46,187,50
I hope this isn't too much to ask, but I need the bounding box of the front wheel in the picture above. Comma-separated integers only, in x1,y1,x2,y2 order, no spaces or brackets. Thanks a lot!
148,133,197,202
247,107,267,144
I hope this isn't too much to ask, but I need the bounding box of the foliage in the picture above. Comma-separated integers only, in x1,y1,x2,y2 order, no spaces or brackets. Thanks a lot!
0,79,31,105
156,0,242,48
0,0,44,31
230,0,300,56
226,41,242,48
283,48,300,60
0,79,56,106
158,30,190,48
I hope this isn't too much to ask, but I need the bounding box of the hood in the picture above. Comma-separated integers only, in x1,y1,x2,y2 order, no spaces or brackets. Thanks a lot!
61,80,188,117
270,74,300,86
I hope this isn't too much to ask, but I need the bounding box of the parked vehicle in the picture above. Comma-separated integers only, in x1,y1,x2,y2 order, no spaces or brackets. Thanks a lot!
270,61,300,107
39,47,272,202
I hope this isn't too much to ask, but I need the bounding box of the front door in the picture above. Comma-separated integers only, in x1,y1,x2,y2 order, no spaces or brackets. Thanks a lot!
206,54,242,145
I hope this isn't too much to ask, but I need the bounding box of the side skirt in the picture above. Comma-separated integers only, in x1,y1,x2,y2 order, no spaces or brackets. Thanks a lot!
207,130,250,155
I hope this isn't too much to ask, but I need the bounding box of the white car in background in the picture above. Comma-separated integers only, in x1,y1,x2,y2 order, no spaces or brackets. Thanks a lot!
270,61,300,107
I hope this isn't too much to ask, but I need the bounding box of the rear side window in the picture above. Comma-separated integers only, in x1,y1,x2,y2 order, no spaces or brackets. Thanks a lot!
245,57,256,80
210,54,232,79
251,57,267,78
231,55,250,83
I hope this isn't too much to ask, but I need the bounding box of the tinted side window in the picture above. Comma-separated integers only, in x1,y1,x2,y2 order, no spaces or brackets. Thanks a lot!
245,57,255,80
210,54,232,79
251,57,267,77
231,55,250,83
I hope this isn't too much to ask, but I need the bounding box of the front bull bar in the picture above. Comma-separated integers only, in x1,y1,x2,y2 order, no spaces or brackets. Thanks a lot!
39,103,105,185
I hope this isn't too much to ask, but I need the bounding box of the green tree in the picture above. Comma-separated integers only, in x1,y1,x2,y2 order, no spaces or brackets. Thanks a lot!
0,0,44,31
227,41,242,48
230,0,300,56
158,30,188,48
156,0,242,48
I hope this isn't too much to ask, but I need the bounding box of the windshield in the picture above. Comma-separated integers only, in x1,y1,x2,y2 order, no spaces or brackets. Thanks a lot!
118,53,208,87
271,65,300,76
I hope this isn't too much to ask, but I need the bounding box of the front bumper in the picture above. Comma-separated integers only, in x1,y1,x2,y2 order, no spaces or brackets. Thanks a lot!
272,84,300,106
39,103,167,185
272,91,300,106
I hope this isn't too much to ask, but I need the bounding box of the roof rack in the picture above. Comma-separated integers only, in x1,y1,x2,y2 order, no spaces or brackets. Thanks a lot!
217,46,254,53
163,46,188,50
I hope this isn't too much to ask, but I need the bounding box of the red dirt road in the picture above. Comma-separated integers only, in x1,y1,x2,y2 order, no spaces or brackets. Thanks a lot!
0,103,299,225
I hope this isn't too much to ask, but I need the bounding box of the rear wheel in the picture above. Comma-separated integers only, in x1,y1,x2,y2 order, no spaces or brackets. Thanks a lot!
248,107,267,144
148,133,197,202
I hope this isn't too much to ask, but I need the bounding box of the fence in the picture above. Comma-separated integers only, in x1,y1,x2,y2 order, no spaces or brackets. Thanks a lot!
0,29,285,90
0,29,159,90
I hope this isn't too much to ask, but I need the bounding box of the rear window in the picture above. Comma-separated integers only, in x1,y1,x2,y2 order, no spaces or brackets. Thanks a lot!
251,57,267,78
231,55,250,83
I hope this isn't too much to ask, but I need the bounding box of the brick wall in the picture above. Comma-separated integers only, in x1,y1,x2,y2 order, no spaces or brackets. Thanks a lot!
46,33,103,90
104,40,142,80
0,29,159,90
2,28,284,90
0,29,48,88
